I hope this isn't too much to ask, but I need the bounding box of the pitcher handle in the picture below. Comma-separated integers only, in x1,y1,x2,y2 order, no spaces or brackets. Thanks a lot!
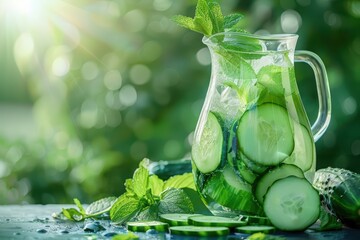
294,50,331,142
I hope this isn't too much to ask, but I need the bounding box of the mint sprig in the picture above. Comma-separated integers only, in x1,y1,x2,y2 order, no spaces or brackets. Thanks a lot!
172,0,245,36
57,196,117,221
58,158,204,224
110,159,197,224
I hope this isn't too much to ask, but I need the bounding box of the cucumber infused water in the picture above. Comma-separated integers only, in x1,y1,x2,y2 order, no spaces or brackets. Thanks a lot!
191,33,317,218
174,0,330,231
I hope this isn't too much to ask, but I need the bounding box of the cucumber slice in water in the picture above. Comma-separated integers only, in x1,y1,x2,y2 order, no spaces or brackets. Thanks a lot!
240,152,268,174
169,226,230,237
227,123,260,184
284,121,314,172
235,225,276,234
237,103,294,166
188,215,247,228
192,112,223,173
263,176,320,231
254,164,304,205
236,161,258,184
126,221,169,232
203,166,263,215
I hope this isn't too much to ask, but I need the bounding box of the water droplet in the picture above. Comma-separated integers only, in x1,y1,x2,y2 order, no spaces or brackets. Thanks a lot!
37,229,47,233
146,229,158,235
83,222,105,233
103,232,118,237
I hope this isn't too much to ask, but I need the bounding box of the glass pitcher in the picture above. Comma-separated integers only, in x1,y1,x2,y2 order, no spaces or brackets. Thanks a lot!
191,32,331,217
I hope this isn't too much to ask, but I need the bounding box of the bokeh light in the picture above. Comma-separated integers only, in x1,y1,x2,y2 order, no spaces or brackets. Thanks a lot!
281,9,302,33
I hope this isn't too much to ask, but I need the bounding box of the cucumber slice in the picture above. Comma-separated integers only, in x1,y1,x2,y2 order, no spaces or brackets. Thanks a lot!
235,225,275,234
188,215,247,228
227,120,238,167
126,221,169,232
228,121,267,177
237,103,294,166
254,164,304,205
284,121,314,172
159,214,200,226
241,153,268,174
238,215,272,226
192,112,223,173
169,226,229,237
263,176,320,231
203,166,263,215
236,161,258,184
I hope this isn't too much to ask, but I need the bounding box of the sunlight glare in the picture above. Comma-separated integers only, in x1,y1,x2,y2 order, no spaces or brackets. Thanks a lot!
3,0,44,18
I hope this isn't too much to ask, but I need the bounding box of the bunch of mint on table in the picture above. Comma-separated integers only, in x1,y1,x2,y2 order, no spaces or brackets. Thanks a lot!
56,159,206,224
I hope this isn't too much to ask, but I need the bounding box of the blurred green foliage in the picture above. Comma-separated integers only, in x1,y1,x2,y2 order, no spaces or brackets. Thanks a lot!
0,0,359,204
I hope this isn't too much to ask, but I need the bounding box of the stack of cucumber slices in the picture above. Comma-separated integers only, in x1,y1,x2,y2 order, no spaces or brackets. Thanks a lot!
192,102,321,232
126,214,277,237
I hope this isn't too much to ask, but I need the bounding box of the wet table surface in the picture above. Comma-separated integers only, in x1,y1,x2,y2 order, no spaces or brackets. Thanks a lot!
0,205,359,240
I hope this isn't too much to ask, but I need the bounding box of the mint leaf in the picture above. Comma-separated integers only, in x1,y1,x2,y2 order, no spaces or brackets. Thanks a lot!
52,211,68,221
112,232,139,240
218,51,256,80
173,0,247,36
257,65,287,97
173,0,225,36
208,1,224,34
246,232,286,240
194,0,213,36
163,173,196,190
132,161,149,197
224,13,244,30
172,15,201,33
86,196,117,216
110,194,143,224
149,175,164,196
158,188,194,214
58,197,116,222
136,204,159,221
125,179,135,196
73,198,86,215
62,208,84,221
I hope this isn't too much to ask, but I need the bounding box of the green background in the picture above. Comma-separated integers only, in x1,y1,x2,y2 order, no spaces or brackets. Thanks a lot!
0,0,359,204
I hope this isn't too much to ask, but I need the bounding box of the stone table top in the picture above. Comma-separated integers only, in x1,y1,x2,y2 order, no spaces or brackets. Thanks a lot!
0,205,359,240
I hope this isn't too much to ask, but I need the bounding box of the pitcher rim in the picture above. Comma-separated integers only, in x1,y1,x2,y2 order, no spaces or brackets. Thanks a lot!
202,32,299,49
